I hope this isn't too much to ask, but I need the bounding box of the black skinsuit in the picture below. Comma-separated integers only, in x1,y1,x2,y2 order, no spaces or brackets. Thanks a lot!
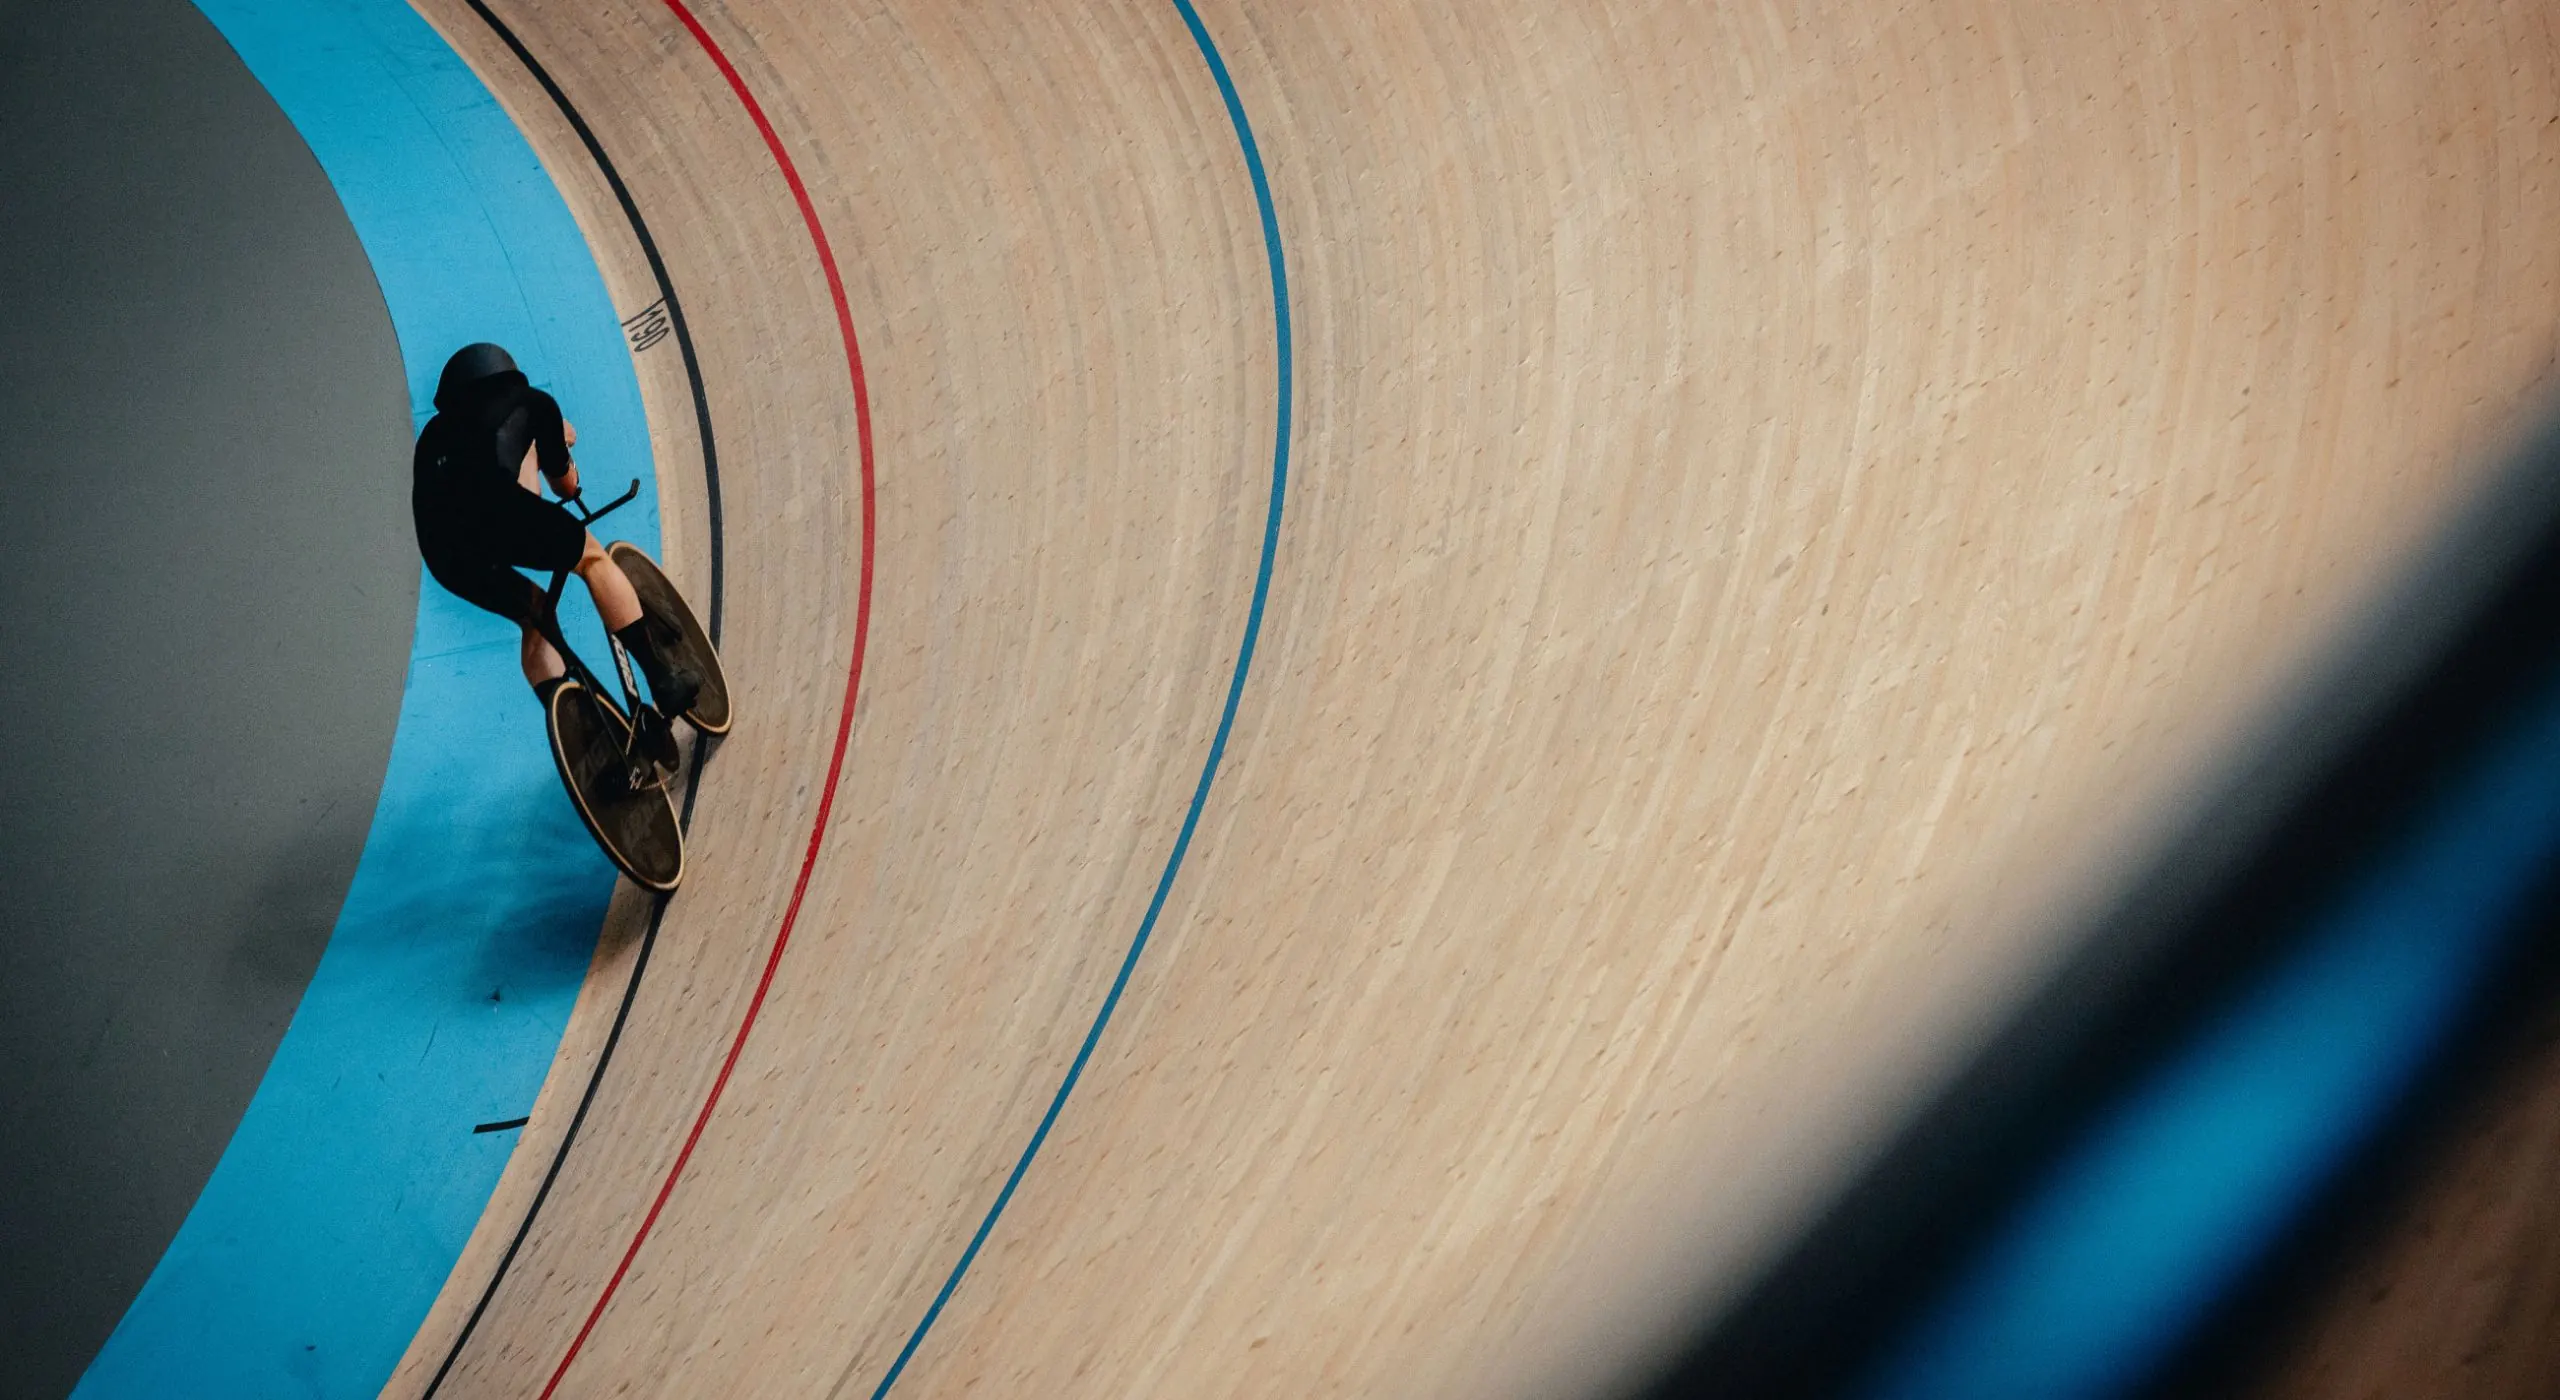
412,371,584,624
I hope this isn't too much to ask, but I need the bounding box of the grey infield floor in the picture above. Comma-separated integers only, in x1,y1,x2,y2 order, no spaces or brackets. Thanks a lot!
0,4,414,1394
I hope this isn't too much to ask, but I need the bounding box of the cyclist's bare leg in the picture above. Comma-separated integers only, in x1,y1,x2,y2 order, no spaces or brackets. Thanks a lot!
575,533,643,631
520,625,566,688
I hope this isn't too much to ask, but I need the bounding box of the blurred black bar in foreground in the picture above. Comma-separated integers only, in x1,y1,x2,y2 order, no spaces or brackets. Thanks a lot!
1625,404,2560,1400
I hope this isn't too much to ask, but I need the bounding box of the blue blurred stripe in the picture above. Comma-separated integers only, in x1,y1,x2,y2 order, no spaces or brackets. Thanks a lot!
1867,666,2560,1400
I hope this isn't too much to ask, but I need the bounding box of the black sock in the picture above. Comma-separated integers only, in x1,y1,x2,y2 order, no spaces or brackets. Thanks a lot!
614,618,696,715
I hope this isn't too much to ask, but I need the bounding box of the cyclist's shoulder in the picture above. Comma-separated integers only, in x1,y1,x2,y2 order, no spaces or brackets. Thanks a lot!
414,409,462,456
413,409,488,478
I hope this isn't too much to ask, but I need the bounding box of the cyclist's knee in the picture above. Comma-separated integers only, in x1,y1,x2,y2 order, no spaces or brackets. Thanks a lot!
576,532,610,568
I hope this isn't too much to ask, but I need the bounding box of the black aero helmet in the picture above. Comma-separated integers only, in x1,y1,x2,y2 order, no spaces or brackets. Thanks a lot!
435,341,519,411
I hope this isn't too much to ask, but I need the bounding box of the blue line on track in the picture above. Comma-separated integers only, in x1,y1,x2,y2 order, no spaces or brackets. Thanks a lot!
865,3,1291,1394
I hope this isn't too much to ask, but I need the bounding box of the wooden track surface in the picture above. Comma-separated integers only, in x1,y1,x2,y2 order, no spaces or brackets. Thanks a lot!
387,2,2560,1395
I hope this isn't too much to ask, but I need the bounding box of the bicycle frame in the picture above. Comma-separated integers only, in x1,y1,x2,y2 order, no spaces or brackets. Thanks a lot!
530,478,662,785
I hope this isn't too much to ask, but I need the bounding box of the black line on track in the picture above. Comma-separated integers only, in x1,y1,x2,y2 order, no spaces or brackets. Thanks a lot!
423,3,725,1393
471,1117,532,1135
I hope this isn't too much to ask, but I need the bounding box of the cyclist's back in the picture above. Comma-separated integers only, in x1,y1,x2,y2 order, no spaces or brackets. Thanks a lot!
413,347,582,623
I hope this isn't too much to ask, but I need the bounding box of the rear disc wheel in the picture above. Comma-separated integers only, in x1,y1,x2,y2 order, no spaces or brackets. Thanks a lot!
545,677,683,892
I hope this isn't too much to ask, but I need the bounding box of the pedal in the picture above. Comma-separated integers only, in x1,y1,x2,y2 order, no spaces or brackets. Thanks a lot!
638,704,682,769
628,706,681,789
621,752,674,795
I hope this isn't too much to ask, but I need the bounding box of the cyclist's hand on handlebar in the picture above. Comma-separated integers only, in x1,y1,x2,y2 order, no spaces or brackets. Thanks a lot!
547,422,583,503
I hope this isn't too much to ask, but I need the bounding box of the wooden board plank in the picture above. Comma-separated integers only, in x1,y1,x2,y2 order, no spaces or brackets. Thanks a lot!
389,2,2560,1395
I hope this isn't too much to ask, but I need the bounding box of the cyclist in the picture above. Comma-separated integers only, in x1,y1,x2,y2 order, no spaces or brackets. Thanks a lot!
412,342,699,723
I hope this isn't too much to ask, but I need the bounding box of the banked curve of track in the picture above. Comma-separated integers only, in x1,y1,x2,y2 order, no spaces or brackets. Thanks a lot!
397,2,2560,1396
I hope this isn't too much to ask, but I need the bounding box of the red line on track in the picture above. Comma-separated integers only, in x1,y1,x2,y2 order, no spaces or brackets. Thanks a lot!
540,2,877,1394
